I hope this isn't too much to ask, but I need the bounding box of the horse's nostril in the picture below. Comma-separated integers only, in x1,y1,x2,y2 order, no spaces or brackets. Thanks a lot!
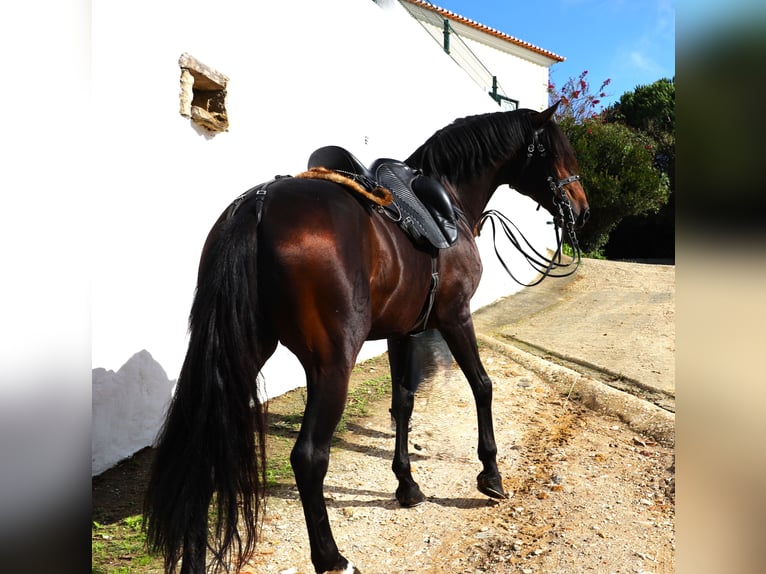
579,208,590,227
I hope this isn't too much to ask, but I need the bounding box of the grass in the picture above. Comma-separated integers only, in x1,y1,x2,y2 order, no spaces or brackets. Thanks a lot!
265,436,294,487
337,363,391,433
92,516,163,573
563,242,605,260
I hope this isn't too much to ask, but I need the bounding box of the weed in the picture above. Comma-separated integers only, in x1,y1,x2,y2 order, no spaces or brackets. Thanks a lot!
338,370,391,433
91,515,163,573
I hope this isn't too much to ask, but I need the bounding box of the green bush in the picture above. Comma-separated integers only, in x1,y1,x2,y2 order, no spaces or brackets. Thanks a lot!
561,117,670,253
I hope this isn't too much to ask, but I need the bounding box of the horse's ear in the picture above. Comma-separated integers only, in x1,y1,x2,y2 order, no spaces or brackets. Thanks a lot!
531,101,560,128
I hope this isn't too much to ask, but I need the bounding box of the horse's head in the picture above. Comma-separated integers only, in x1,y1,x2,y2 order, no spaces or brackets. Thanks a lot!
508,103,590,230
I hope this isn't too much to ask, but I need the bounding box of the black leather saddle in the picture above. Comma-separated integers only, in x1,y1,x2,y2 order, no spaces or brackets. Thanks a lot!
307,146,458,249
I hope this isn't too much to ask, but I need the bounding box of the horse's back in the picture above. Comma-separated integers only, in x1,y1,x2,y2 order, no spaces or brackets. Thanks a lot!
260,177,373,282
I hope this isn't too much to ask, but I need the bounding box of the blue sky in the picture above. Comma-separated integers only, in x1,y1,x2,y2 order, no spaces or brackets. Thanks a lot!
426,0,675,109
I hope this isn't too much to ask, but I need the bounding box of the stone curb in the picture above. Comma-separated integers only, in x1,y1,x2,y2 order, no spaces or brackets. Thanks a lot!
478,334,675,448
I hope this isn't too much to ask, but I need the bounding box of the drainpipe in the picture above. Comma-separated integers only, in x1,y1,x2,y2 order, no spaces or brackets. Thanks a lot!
490,75,499,103
443,19,450,54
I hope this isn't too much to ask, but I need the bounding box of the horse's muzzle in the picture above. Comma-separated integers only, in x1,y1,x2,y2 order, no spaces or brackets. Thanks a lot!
576,206,590,229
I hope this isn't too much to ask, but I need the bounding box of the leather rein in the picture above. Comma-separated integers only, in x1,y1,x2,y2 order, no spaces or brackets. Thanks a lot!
478,130,582,287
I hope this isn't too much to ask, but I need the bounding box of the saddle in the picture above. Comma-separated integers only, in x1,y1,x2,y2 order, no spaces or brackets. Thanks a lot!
305,145,458,250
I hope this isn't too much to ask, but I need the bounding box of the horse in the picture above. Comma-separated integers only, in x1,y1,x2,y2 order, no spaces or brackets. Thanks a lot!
144,102,589,574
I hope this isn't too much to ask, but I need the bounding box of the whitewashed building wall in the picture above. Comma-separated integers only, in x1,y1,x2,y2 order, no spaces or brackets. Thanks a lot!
457,37,554,110
90,0,562,475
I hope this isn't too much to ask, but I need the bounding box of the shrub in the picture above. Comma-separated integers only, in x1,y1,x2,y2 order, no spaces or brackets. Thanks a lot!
560,117,670,254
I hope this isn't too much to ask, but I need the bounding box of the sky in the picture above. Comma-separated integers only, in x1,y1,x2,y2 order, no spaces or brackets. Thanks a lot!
425,0,675,109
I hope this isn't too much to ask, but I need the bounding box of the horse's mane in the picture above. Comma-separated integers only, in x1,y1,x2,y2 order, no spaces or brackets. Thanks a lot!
405,109,573,184
405,110,532,183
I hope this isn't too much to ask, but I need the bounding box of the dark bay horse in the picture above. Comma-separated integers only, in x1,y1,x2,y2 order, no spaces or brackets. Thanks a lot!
144,103,589,574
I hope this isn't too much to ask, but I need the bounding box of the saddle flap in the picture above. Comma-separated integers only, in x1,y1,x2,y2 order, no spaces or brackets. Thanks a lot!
412,176,458,246
375,162,458,249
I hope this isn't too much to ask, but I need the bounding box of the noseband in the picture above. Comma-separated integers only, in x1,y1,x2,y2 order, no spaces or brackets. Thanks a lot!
477,130,582,287
549,175,581,241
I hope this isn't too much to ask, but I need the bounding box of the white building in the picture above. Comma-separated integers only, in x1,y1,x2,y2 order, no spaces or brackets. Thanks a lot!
89,0,566,475
400,0,563,109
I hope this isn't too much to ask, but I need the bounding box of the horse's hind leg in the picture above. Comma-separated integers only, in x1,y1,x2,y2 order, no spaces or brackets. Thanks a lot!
439,316,507,499
388,335,427,507
180,528,206,574
290,362,359,574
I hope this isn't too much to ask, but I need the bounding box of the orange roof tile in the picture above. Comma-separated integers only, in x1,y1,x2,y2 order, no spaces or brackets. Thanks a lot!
403,0,565,62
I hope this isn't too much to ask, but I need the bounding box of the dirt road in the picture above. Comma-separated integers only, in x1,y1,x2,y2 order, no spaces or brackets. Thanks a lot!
246,343,674,574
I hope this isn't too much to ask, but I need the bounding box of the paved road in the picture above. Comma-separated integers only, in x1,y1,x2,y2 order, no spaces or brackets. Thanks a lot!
472,258,675,444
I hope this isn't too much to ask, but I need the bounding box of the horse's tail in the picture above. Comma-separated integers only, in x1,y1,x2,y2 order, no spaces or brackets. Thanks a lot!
144,208,270,573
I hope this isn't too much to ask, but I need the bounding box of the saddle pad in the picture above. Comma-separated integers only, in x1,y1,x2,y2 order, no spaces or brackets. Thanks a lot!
377,163,453,249
296,167,393,206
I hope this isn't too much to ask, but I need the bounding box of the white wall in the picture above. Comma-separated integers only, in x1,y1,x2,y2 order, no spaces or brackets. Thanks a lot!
92,351,174,475
90,0,557,475
462,39,553,111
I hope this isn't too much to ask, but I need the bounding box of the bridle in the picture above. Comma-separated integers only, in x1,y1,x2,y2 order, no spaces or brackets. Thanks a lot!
549,173,581,250
477,129,582,287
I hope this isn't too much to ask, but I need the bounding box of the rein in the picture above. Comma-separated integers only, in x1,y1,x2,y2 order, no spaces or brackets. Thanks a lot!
478,135,582,287
478,204,581,287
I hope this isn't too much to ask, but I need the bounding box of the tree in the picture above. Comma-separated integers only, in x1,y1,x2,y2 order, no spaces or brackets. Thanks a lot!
604,78,675,179
549,73,673,255
602,79,675,259
548,70,611,123
606,78,674,137
560,118,670,253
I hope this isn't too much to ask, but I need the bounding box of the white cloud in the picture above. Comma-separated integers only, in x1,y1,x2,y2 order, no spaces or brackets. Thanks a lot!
629,50,659,74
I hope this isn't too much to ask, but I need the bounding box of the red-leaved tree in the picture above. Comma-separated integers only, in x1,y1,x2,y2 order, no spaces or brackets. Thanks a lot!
548,70,611,123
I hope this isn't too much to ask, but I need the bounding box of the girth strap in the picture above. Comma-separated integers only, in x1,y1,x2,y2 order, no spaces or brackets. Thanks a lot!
412,255,439,333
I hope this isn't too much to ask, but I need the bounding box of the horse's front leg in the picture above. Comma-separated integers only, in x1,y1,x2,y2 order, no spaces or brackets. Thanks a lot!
387,335,427,507
439,316,507,499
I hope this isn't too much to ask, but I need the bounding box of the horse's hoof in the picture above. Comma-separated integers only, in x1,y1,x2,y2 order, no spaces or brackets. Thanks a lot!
321,561,360,574
477,471,507,499
396,484,426,508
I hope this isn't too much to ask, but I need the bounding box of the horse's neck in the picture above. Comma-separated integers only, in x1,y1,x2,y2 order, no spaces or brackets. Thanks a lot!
451,172,498,229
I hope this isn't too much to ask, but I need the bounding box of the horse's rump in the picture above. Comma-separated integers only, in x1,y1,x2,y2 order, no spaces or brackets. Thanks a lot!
251,177,435,343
